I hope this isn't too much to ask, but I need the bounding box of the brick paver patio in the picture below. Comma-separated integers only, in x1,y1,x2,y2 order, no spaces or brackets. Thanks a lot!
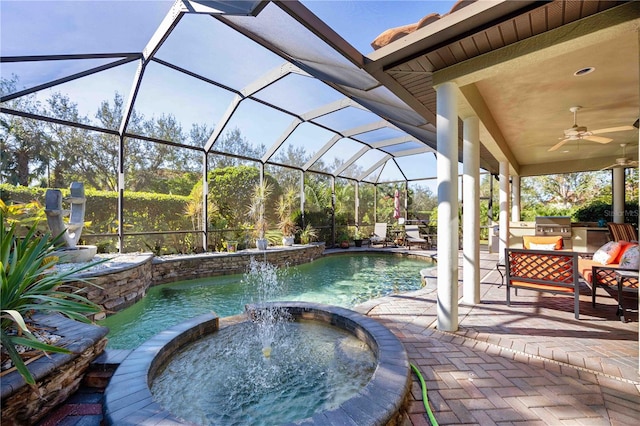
353,248,639,425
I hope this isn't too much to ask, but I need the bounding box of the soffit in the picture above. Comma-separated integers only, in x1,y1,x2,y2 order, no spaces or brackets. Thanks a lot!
367,0,637,176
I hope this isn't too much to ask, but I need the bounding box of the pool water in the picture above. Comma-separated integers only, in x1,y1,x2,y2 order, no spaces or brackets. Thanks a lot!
151,320,376,426
99,254,433,349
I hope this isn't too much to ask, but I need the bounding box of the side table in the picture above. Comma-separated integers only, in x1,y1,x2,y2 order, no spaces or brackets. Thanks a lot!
614,269,639,322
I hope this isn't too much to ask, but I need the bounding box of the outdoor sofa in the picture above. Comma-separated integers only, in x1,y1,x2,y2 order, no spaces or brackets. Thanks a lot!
505,235,638,320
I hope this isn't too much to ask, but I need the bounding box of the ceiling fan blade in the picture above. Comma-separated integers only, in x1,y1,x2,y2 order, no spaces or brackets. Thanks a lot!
548,139,569,152
583,135,612,144
591,125,636,134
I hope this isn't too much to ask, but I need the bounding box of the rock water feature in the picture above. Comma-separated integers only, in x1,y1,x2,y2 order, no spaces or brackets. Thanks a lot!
104,259,411,425
44,182,97,263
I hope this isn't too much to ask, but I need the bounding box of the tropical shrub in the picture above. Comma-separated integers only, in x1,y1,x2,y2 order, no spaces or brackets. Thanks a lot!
0,212,102,384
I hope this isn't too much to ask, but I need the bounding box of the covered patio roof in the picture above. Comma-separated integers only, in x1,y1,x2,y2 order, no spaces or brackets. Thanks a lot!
364,0,639,177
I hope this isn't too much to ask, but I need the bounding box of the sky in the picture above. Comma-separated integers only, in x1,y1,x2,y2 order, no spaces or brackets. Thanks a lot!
0,0,459,185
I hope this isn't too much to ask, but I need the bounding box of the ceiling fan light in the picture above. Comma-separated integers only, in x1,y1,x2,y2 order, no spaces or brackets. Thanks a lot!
573,67,595,76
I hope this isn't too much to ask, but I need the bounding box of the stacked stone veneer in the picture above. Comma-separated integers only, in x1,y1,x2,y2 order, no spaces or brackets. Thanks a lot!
152,244,325,285
1,314,109,425
69,244,325,319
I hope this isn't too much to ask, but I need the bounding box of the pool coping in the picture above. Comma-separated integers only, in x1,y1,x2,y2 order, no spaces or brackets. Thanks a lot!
103,302,411,425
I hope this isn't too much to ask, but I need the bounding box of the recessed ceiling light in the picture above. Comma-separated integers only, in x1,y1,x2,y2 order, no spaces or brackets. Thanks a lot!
574,67,595,76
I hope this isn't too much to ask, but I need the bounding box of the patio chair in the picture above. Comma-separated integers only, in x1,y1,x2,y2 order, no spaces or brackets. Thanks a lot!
370,223,388,247
607,222,638,242
405,225,428,249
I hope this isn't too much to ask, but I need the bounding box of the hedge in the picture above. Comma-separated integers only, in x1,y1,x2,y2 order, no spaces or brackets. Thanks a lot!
1,184,194,254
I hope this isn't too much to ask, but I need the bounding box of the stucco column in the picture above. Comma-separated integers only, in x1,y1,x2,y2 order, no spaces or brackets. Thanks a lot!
612,167,625,223
511,175,521,222
436,82,459,332
499,162,510,260
463,116,480,305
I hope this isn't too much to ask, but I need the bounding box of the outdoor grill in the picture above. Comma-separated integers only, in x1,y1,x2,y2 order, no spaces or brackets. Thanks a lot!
535,216,572,237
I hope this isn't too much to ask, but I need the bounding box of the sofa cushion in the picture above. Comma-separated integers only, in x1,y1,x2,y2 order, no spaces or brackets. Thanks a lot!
593,241,622,265
619,245,639,269
523,235,563,250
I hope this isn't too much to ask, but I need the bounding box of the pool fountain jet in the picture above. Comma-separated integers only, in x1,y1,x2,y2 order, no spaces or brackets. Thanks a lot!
44,182,97,263
244,259,292,359
105,259,412,425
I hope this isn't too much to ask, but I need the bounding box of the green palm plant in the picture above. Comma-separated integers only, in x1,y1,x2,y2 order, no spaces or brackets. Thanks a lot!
1,212,103,385
299,224,318,244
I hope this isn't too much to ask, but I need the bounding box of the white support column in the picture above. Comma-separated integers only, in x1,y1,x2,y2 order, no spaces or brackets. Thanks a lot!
499,162,510,260
463,116,480,305
436,82,459,332
612,168,625,223
511,175,521,222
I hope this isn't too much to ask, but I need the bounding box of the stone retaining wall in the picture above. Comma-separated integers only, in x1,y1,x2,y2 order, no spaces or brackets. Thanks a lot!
152,243,325,285
1,314,109,425
68,244,325,319
68,255,154,320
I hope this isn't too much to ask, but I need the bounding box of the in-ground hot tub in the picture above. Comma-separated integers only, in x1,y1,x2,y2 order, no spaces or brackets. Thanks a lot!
104,302,411,425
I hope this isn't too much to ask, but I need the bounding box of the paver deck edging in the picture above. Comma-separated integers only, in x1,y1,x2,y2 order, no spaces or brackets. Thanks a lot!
104,302,411,425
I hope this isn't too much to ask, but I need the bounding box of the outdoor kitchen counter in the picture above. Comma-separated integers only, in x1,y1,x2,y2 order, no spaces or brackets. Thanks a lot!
508,221,609,252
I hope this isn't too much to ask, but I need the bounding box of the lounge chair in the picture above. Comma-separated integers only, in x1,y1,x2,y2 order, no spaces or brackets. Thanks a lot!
607,222,638,242
405,225,427,249
370,223,388,247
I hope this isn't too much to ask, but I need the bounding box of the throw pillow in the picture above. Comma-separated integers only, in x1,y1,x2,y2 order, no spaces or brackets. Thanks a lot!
523,235,563,250
613,241,637,264
619,245,639,269
593,241,622,265
529,242,557,250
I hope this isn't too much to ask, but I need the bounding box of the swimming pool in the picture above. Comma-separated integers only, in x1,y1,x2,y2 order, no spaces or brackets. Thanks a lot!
99,253,433,349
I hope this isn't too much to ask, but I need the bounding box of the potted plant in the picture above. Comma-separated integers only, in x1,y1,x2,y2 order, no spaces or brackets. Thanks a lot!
248,182,272,250
337,230,350,249
276,187,299,246
353,229,364,247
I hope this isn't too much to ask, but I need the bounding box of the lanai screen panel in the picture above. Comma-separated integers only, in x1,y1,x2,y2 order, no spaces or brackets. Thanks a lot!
2,0,447,186
0,1,168,55
212,98,294,158
306,137,366,177
342,150,388,181
312,106,380,133
396,153,438,181
153,13,285,89
270,123,335,168
354,127,407,144
223,2,379,91
132,62,238,146
2,61,140,130
253,72,344,114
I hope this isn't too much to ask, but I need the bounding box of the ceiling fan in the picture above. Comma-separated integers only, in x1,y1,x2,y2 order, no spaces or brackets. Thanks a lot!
601,143,639,170
548,106,635,152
